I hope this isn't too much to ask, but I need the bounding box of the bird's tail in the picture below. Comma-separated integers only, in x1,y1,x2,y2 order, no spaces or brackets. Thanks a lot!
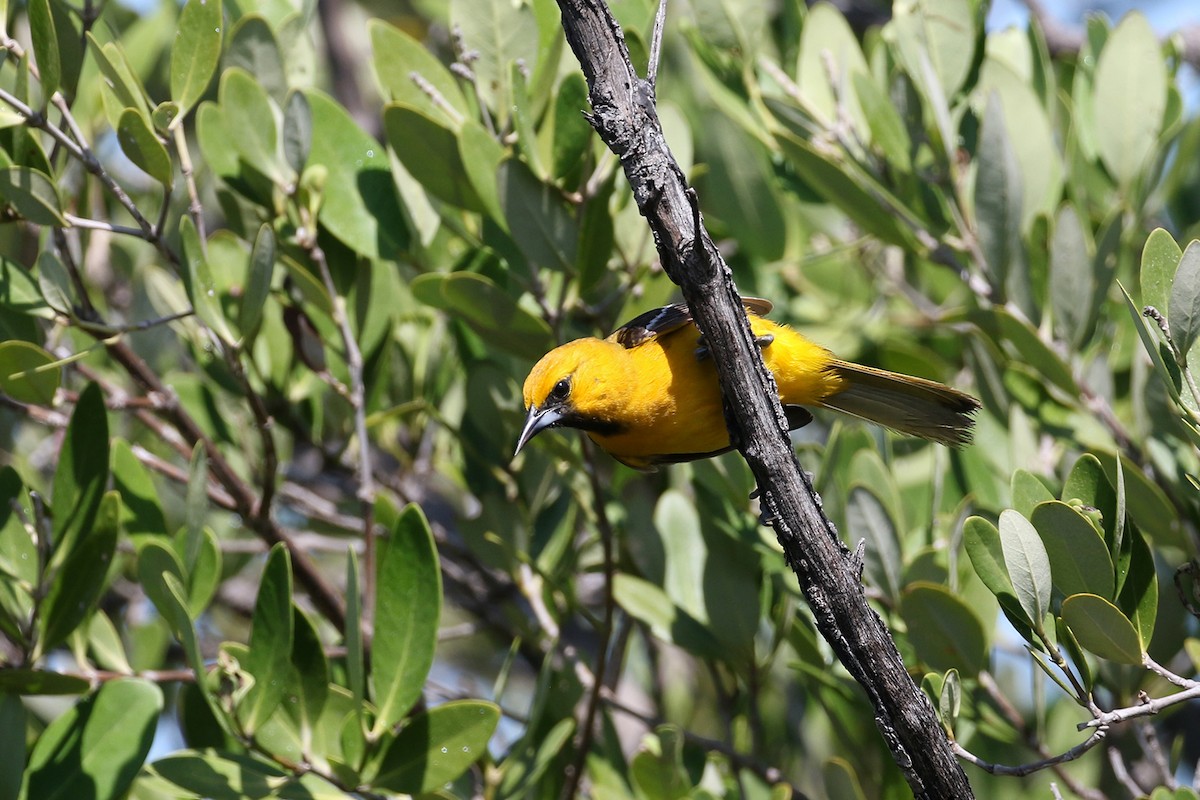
821,360,980,447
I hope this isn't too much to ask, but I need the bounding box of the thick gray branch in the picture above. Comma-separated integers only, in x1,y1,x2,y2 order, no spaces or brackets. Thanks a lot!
553,1,975,797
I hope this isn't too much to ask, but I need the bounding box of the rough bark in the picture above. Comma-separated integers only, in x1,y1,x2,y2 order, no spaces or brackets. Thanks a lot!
553,1,975,797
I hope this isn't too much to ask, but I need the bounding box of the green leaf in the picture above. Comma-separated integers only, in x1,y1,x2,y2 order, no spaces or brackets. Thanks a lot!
1123,281,1182,404
890,0,975,97
1142,227,1182,316
178,528,221,616
410,272,552,360
240,544,294,736
371,701,499,793
963,516,1014,599
974,59,1063,227
137,545,206,682
630,725,696,800
36,250,73,317
286,605,329,746
1169,241,1200,360
170,0,223,118
822,758,868,800
551,72,592,181
151,750,344,799
111,439,168,537
179,215,234,342
0,166,66,225
497,158,580,272
0,256,51,318
899,582,988,677
998,509,1051,631
384,104,484,211
239,224,275,345
695,114,786,262
796,2,870,138
87,36,152,121
1048,204,1093,347
117,109,172,186
344,546,364,724
368,19,470,124
775,131,918,250
0,692,24,800
940,668,962,728
281,91,311,176
220,68,288,185
87,611,132,674
1055,615,1093,691
38,491,119,653
967,306,1077,396
27,0,60,101
1010,470,1054,518
448,0,537,123
0,340,59,404
305,89,408,259
0,669,90,695
846,486,902,604
495,716,574,798
1093,12,1166,189
51,383,109,559
1061,593,1143,664
613,574,723,660
974,92,1023,295
22,679,162,800
227,15,286,104
653,490,707,623
1030,500,1114,600
1094,451,1186,552
372,504,441,735
459,120,507,225
1118,527,1158,649
853,73,911,171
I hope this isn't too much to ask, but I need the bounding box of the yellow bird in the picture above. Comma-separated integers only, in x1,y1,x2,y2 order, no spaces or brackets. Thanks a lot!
516,299,979,470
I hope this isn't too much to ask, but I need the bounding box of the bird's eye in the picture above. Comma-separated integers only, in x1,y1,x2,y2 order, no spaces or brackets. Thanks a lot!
549,377,571,402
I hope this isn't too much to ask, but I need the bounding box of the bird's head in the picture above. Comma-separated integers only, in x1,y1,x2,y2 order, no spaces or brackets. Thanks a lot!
516,338,624,457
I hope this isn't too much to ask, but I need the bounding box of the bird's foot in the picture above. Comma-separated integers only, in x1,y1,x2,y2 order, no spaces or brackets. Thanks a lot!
695,333,775,361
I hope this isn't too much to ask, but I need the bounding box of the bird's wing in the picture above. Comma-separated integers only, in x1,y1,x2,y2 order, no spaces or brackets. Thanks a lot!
608,297,773,350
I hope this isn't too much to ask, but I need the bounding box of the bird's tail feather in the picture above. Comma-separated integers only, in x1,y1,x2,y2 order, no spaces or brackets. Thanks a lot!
821,361,979,447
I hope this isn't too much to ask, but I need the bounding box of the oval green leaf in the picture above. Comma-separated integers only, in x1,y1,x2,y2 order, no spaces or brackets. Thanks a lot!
306,89,407,259
372,504,441,735
0,340,60,405
1093,12,1166,189
998,508,1052,630
410,272,552,359
1030,500,1114,600
1142,227,1182,316
170,0,223,117
38,491,120,654
240,544,294,736
1061,593,1143,664
22,679,162,800
117,108,173,186
1169,241,1200,360
371,700,499,793
899,582,989,677
0,166,66,226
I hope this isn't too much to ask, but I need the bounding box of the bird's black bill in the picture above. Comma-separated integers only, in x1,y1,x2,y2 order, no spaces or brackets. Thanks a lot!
514,405,564,457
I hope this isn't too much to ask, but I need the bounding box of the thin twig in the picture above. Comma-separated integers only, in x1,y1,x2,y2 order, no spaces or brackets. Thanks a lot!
561,441,619,800
301,231,377,624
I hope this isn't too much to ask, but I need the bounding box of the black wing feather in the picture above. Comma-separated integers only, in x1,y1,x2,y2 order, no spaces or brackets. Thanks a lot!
608,298,773,350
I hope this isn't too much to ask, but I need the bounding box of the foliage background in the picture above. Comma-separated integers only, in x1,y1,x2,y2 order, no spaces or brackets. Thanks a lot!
1,0,1200,798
